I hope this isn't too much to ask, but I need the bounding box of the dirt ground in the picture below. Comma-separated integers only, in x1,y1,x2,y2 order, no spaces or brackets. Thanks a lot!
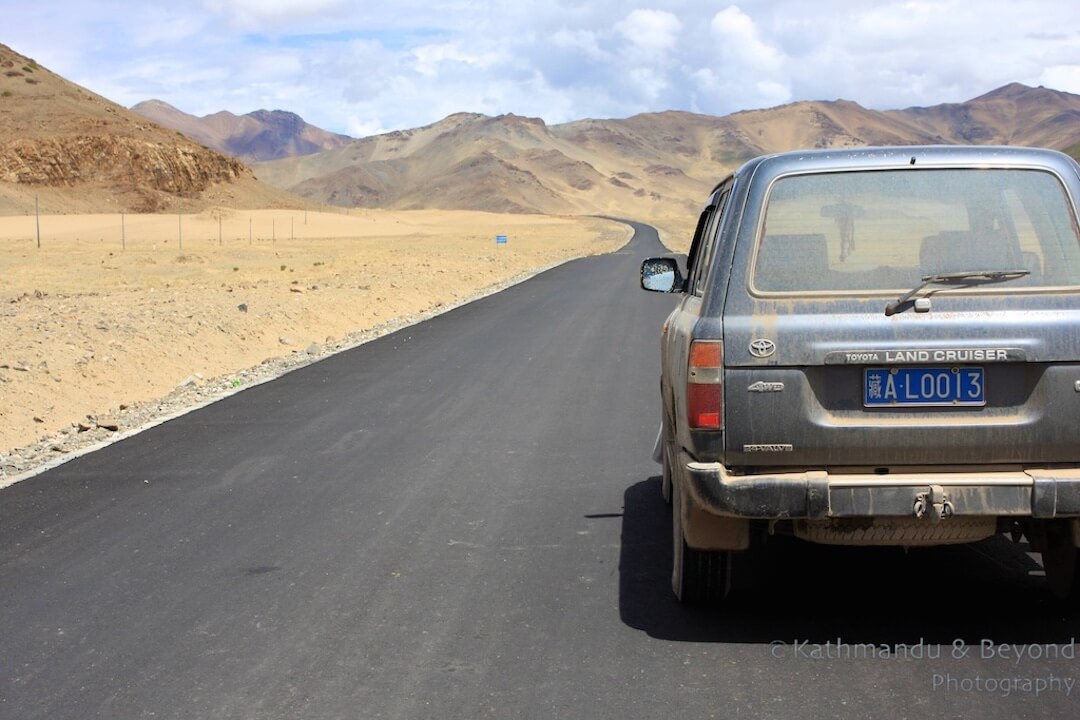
0,208,630,464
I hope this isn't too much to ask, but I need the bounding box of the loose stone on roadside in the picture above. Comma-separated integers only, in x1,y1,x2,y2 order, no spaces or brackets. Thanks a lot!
95,416,120,432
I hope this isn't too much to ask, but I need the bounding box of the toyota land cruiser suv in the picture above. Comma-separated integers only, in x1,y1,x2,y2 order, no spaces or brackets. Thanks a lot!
640,145,1080,606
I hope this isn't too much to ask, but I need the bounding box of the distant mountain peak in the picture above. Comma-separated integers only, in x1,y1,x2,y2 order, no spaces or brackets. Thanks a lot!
492,113,546,126
131,98,177,112
249,109,303,124
977,81,1040,99
131,102,353,162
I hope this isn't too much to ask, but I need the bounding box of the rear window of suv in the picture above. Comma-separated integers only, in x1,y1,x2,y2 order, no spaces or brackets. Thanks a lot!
753,168,1080,293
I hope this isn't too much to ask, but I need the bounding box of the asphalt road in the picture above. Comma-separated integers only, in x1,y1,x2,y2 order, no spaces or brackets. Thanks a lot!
2,223,1079,719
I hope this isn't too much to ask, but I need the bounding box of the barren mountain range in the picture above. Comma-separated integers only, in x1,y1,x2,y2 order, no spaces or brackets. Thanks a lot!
251,83,1080,223
131,100,352,163
243,82,1080,239
2,39,1079,226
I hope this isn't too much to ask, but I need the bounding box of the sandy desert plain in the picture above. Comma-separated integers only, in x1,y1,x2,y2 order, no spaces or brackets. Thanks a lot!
0,208,632,482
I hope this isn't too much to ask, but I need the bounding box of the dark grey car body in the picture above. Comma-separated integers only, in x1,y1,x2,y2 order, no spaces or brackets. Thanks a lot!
642,145,1080,605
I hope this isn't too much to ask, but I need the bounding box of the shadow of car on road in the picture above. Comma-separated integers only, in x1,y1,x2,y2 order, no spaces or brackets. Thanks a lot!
619,477,1080,645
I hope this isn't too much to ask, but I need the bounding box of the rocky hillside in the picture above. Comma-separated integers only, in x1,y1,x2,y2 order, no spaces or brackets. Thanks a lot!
0,43,302,215
131,100,353,162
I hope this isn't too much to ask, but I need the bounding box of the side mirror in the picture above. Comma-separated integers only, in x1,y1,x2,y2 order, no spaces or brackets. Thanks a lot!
640,257,684,293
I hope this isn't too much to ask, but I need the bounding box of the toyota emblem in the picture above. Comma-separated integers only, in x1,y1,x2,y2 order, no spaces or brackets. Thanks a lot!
749,338,776,358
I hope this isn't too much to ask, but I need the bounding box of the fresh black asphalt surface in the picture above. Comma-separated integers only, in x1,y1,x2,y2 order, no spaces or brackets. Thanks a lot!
2,223,1079,719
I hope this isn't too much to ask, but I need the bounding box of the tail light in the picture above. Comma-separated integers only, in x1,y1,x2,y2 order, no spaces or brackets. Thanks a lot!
687,340,723,430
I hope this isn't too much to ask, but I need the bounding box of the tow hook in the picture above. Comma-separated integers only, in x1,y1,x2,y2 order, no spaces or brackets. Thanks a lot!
914,485,954,523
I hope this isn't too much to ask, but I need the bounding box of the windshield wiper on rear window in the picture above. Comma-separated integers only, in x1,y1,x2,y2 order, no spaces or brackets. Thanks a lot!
884,269,1031,316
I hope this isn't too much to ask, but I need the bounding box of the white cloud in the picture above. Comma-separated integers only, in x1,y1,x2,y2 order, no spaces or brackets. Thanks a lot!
130,10,205,48
699,5,791,111
412,43,498,78
550,29,609,62
1038,65,1080,93
626,67,668,102
614,9,682,59
710,5,785,74
346,115,386,137
202,0,351,29
0,0,1077,135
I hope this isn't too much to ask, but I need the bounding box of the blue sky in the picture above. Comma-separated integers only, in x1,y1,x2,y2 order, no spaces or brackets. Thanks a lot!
4,1,1079,137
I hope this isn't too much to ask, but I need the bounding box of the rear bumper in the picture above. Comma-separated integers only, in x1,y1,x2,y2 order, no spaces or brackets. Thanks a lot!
682,452,1080,519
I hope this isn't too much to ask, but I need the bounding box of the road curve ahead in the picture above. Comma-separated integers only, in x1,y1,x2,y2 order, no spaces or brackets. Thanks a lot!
2,224,1079,719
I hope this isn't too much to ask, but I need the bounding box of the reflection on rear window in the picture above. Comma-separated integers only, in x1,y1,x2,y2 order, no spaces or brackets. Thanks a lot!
754,169,1080,293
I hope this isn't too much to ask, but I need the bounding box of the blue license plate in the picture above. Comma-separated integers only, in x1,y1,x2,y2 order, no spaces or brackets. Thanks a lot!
864,367,985,407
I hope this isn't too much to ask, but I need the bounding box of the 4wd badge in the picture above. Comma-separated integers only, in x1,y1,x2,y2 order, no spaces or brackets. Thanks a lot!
749,338,776,358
